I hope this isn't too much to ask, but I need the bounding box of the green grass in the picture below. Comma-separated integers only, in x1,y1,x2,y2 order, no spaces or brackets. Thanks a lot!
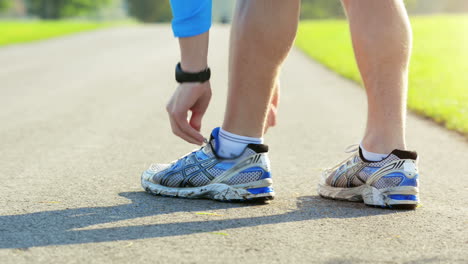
0,20,117,46
296,15,468,135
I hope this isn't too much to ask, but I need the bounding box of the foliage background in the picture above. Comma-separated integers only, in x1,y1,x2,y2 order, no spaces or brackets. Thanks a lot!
25,0,111,19
0,0,10,12
296,16,468,134
1,0,468,22
126,0,171,23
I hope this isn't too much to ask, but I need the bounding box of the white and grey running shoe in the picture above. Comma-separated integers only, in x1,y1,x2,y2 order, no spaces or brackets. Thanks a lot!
141,127,274,202
318,146,419,209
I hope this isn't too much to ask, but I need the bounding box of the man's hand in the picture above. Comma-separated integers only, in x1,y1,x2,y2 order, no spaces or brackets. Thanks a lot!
166,81,212,145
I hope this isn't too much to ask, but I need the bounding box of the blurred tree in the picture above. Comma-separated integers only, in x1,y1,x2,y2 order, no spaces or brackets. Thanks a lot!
300,0,468,20
26,0,111,19
412,0,468,13
126,0,171,23
0,0,11,12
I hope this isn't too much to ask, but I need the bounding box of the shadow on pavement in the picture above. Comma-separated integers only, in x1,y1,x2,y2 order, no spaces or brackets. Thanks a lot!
0,192,407,249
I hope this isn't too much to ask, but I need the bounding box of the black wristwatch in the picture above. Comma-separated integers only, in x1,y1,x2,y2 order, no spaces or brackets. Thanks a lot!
175,62,211,83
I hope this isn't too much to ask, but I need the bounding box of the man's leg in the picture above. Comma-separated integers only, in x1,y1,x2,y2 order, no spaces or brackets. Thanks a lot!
343,0,412,154
318,1,419,209
222,0,300,138
142,0,300,201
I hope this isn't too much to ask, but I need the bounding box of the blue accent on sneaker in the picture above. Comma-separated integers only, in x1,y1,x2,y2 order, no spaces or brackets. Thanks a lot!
388,194,418,201
241,167,263,173
211,127,221,154
195,150,210,160
171,162,181,171
260,171,271,179
247,186,273,195
385,172,405,177
214,162,234,170
400,173,419,187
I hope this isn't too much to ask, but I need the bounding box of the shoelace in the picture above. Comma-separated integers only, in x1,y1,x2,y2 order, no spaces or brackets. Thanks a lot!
324,144,359,174
344,144,359,153
170,141,210,168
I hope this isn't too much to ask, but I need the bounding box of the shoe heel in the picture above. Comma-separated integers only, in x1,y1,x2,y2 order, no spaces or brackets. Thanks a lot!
246,186,274,195
245,187,275,202
245,182,275,201
362,185,419,210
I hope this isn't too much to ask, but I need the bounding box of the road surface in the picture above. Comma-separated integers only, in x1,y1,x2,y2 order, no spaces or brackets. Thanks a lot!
0,26,467,264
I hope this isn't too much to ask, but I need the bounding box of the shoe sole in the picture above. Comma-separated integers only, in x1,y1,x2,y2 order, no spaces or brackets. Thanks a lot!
317,184,419,210
142,177,274,203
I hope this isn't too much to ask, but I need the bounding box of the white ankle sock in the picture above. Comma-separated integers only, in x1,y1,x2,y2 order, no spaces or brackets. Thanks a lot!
217,128,263,158
360,143,389,161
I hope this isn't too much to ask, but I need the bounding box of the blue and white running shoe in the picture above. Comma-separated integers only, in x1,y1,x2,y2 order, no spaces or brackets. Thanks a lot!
318,146,420,209
141,128,274,202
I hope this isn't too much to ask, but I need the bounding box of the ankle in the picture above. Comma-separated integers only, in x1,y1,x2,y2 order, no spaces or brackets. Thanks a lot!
361,135,406,154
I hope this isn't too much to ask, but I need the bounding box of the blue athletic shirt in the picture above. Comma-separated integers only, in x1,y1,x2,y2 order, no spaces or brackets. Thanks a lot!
169,0,212,37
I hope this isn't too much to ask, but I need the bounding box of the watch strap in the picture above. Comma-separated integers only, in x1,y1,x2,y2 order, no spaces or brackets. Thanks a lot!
175,62,211,83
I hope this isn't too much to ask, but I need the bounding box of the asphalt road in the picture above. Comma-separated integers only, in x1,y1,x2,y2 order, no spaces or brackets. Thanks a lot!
0,26,467,264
